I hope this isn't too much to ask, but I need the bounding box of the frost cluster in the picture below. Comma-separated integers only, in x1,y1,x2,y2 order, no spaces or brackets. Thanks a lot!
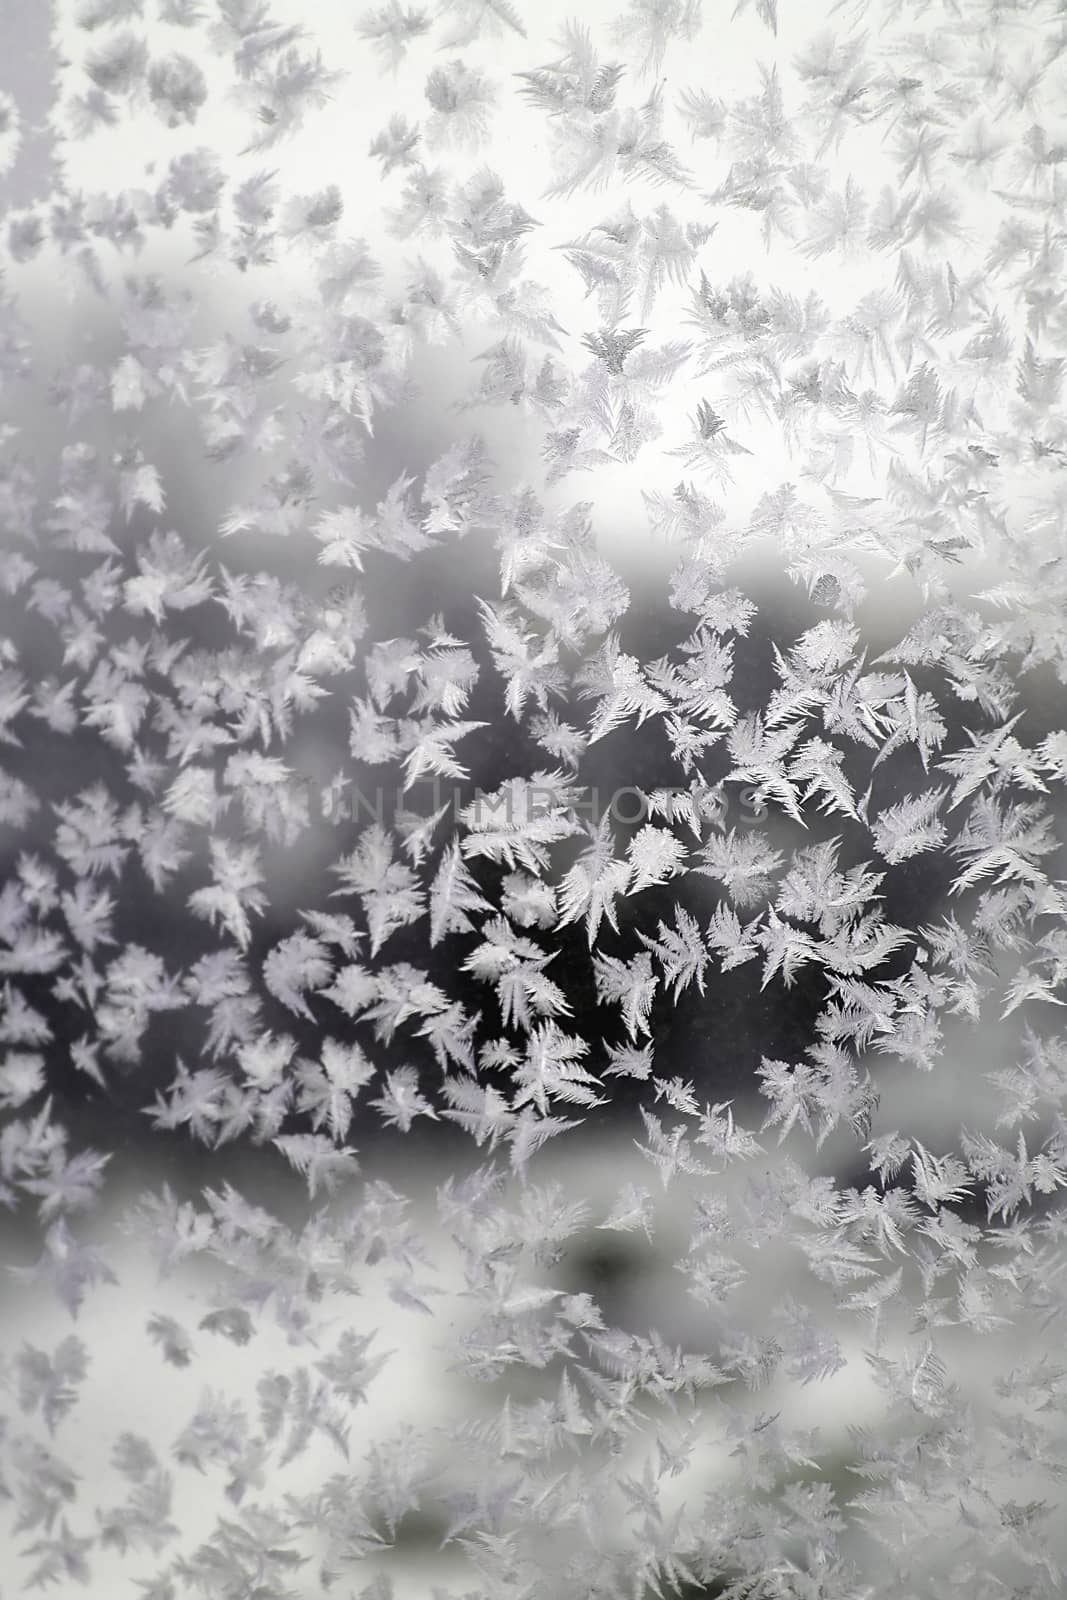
1,0,1067,1595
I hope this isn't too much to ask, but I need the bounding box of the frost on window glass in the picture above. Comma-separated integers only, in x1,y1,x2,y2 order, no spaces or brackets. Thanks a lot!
0,1,1066,1596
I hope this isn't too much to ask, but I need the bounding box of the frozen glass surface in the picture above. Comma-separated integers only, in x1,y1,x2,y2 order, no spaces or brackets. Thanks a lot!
0,4,1066,1597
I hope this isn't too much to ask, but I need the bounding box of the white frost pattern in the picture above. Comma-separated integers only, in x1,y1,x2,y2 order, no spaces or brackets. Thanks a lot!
0,0,1066,1596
